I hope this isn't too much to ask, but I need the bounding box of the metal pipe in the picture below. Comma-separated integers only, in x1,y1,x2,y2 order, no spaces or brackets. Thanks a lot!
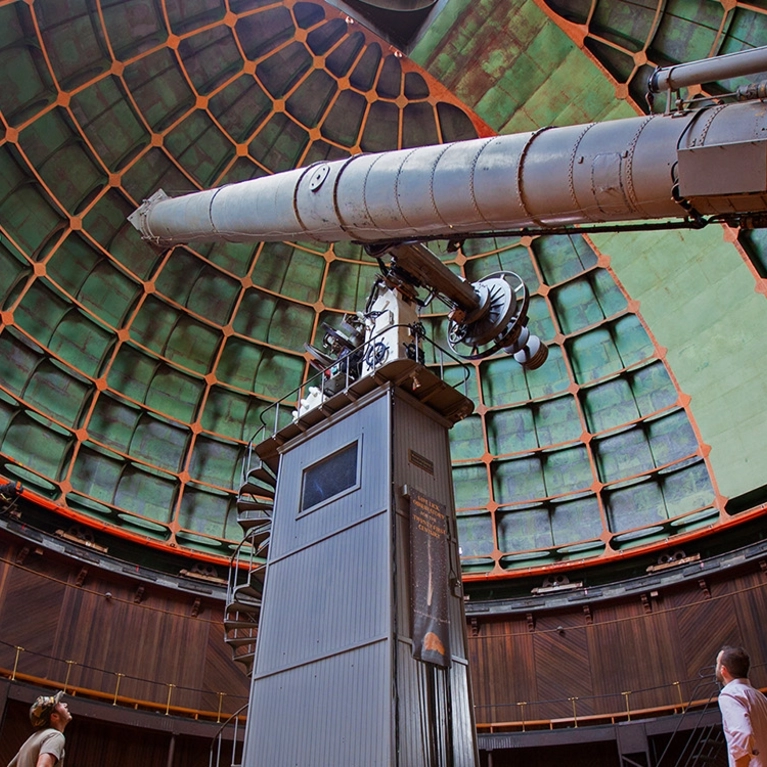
63,660,76,692
165,683,176,715
648,44,767,94
11,646,23,680
113,672,124,705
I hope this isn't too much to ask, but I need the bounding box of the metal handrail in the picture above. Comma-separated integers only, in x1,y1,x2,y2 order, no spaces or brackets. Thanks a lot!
0,666,246,721
226,529,267,606
656,667,723,767
209,702,249,767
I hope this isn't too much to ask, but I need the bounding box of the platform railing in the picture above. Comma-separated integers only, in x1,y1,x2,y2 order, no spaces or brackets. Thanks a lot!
227,529,267,606
241,322,473,467
472,665,767,733
0,642,247,721
0,650,752,740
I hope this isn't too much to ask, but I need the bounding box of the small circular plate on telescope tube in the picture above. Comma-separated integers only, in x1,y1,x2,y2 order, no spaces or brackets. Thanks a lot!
308,164,330,192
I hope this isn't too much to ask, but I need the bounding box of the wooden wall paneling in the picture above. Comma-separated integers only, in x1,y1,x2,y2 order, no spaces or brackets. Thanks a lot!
89,590,212,708
0,563,67,680
63,712,177,767
674,581,737,699
200,616,250,714
467,619,503,724
9,524,767,733
0,541,14,622
604,593,691,712
482,619,516,722
584,601,632,715
637,581,686,691
486,740,620,767
479,616,538,724
0,545,250,711
0,699,38,767
163,606,215,709
506,615,538,719
49,568,219,708
622,610,683,711
467,566,767,724
54,569,117,694
58,573,153,699
465,620,489,723
532,609,593,718
0,547,18,671
585,598,683,714
729,568,767,687
169,733,217,767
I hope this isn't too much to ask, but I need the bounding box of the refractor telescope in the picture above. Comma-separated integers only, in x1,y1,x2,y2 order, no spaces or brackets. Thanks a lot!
130,45,767,379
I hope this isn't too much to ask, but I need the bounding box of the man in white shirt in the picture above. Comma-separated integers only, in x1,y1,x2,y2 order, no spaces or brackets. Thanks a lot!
717,646,767,767
7,691,72,767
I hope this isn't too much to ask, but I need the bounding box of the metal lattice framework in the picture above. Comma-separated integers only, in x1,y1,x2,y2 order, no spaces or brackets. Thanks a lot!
1,0,766,577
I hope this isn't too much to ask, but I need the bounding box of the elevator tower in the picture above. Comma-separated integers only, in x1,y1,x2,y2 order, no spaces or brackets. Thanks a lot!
243,356,478,766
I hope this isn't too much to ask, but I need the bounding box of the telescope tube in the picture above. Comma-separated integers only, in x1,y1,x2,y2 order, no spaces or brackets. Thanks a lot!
129,99,767,247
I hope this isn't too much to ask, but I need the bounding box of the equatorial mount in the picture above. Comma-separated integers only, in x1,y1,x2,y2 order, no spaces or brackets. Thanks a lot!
446,271,546,367
375,244,548,370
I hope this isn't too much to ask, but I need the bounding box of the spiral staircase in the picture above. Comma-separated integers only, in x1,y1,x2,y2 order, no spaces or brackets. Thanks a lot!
223,452,278,675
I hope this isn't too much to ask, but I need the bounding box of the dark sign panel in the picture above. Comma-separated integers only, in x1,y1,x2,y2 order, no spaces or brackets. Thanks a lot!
409,487,451,668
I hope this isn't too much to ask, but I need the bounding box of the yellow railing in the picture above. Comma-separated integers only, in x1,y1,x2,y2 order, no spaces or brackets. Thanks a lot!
1,650,247,724
472,666,767,733
6,645,763,734
1,666,247,724
476,696,715,733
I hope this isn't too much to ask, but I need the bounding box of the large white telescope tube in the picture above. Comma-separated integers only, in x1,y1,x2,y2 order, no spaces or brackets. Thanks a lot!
129,98,767,247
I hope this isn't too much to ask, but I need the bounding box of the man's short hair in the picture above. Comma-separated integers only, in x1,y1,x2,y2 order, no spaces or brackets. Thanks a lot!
29,691,64,728
721,646,751,679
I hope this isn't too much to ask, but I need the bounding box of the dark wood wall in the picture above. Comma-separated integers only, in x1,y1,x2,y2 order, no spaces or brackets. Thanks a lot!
0,534,250,714
2,525,767,765
468,562,767,725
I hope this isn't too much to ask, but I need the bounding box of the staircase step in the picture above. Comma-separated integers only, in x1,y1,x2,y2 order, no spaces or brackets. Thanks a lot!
238,512,271,532
231,578,263,593
246,466,277,486
239,482,275,499
236,498,273,513
225,635,257,648
234,575,263,593
227,599,260,612
242,525,270,545
233,649,255,663
256,540,270,557
248,573,266,591
225,606,259,619
233,654,254,675
225,619,259,630
240,532,270,550
234,585,262,601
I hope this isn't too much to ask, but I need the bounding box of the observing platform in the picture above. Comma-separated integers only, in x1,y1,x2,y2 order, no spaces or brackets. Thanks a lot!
255,357,475,466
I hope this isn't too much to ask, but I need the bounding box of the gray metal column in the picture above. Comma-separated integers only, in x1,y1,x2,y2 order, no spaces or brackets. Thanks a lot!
242,380,478,767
